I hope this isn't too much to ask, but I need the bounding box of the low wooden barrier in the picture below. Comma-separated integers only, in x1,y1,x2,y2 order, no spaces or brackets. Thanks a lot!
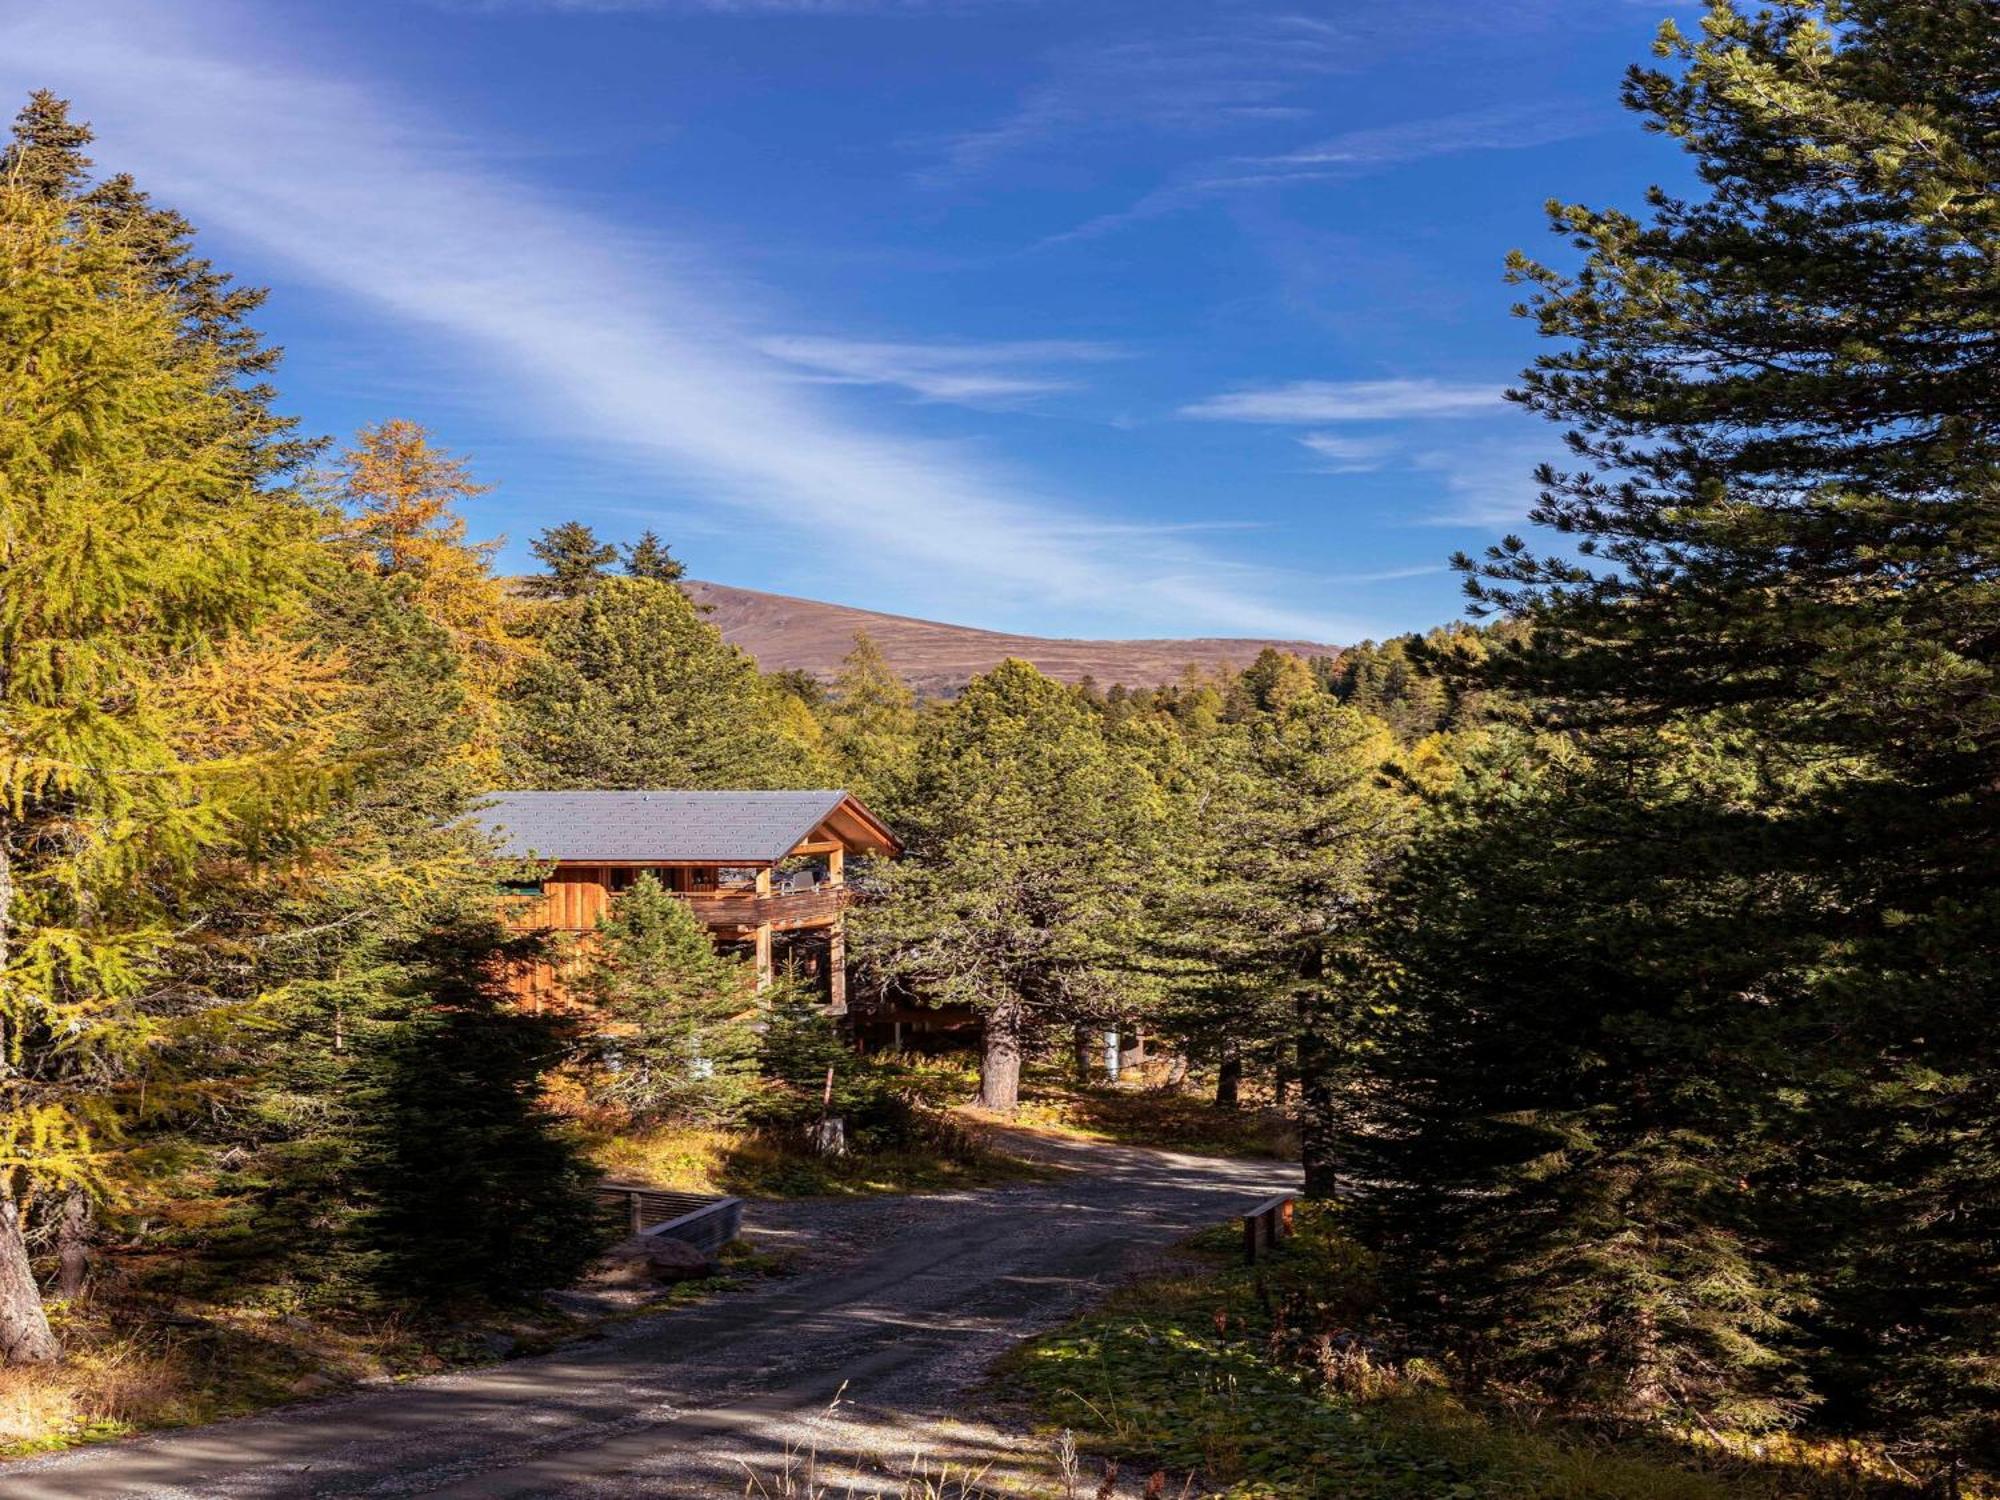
594,1182,716,1234
594,1182,744,1257
1242,1194,1295,1264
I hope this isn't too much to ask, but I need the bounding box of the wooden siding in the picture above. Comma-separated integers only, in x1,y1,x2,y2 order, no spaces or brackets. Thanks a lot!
516,871,849,935
501,861,851,1007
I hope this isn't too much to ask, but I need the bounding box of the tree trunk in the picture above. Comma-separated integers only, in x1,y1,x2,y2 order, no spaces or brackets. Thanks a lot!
0,835,55,1362
1102,1027,1121,1084
1295,969,1340,1201
1071,1022,1096,1079
0,1197,58,1365
1215,1044,1242,1109
979,1001,1024,1111
55,1191,89,1304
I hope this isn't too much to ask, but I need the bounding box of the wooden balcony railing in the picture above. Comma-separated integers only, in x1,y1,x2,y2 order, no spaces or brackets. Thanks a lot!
681,883,851,931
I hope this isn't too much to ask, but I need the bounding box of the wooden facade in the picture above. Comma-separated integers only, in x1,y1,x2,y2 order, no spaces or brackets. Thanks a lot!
482,791,898,1012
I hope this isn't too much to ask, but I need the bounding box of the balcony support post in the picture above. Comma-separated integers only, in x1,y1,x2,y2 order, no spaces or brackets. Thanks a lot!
827,923,847,1014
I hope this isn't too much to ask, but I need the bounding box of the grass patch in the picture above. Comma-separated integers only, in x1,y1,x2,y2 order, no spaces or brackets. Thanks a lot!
589,1116,1043,1199
1002,1220,1945,1500
998,1070,1298,1161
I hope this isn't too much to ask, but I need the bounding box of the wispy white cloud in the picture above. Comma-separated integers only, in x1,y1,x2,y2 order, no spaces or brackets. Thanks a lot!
1326,562,1450,583
1248,102,1600,169
0,0,1359,641
1409,442,1551,528
439,0,1003,13
1182,379,1504,423
1040,100,1603,247
915,17,1347,188
1296,432,1392,473
757,335,1122,407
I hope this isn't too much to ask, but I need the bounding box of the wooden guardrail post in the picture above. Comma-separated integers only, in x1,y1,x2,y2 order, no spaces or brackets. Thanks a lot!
1242,1194,1296,1265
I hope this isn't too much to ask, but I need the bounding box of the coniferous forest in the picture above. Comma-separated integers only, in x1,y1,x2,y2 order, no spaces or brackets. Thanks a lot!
2,2,1997,1493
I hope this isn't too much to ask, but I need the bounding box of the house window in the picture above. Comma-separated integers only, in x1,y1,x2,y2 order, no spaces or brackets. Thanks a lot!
498,878,545,897
608,868,644,893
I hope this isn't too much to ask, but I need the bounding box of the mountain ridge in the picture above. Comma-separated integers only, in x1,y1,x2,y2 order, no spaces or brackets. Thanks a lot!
683,580,1342,696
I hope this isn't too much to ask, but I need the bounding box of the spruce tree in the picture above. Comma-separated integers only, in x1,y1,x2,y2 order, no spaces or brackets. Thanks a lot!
577,875,756,1126
522,520,618,600
622,529,685,584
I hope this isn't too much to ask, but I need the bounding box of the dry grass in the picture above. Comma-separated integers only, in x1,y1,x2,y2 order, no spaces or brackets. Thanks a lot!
742,1443,1003,1500
0,1246,765,1459
993,1071,1298,1162
0,1334,193,1453
587,1120,1041,1200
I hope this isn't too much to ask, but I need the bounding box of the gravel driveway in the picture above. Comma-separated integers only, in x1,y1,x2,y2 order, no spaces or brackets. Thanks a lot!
5,1133,1300,1499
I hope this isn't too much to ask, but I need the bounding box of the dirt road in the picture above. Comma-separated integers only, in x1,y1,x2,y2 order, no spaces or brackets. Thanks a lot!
4,1135,1298,1499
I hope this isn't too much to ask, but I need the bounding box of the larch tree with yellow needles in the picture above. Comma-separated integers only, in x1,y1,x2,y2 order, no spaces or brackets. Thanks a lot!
0,187,325,1362
333,419,525,770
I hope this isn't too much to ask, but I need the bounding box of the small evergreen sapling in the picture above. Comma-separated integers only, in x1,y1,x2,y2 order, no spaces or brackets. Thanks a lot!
578,875,756,1127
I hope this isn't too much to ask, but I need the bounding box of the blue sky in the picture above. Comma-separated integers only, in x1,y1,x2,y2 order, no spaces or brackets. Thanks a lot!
5,0,1699,643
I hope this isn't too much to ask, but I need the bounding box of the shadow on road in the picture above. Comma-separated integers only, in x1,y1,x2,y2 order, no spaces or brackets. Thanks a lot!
3,1133,1300,1500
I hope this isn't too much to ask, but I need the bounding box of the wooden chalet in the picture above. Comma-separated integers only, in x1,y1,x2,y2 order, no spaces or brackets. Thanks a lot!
476,790,900,1009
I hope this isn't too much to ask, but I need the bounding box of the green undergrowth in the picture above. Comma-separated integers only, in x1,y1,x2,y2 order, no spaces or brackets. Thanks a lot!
1002,1216,1936,1500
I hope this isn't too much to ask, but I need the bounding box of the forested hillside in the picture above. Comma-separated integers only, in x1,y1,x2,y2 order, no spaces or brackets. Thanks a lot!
679,579,1343,696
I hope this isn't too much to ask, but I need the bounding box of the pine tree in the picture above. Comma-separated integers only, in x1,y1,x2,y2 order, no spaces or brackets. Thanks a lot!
853,661,1157,1109
0,187,323,1361
1352,733,1816,1430
622,529,685,584
1168,697,1408,1192
504,576,795,790
1387,0,2000,1461
522,521,618,600
176,564,512,1307
577,875,756,1126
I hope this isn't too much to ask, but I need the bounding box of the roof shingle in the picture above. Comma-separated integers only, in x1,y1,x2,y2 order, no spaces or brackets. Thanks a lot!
474,790,854,864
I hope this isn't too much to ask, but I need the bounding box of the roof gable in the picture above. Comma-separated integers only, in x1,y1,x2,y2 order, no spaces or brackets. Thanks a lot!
474,790,894,864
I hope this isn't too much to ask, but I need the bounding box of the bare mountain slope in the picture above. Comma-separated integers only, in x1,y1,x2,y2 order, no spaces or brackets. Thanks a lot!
683,580,1340,695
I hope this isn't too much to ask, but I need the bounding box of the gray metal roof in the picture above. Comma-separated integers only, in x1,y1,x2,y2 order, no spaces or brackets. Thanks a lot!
474,790,853,864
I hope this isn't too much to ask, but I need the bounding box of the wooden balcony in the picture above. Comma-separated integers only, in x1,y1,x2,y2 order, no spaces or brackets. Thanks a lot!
682,883,851,932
